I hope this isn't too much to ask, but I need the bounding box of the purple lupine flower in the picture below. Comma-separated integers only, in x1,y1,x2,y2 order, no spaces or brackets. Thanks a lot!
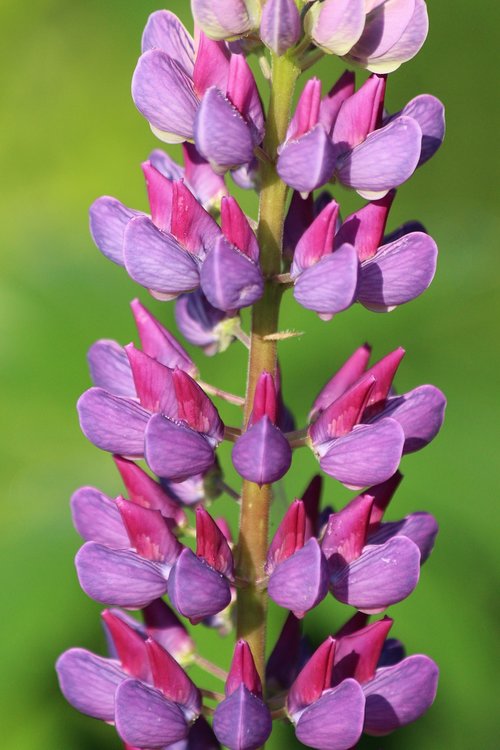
115,638,202,747
200,196,264,311
290,197,359,318
191,0,261,41
232,371,292,485
343,0,429,74
287,637,366,750
333,615,439,735
266,500,329,617
304,0,366,57
260,0,301,56
213,640,272,750
321,493,422,612
78,347,224,481
309,347,446,486
175,289,240,355
168,507,234,623
277,71,442,198
132,15,264,172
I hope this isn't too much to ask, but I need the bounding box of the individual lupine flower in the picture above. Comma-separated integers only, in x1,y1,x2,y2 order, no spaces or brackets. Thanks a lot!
308,347,446,486
175,289,241,355
232,371,292,485
260,0,301,56
286,637,366,750
132,14,265,173
213,640,272,750
75,494,183,608
266,500,329,617
334,190,438,312
304,0,366,57
343,0,430,74
115,638,202,747
289,197,359,318
321,493,422,612
277,72,441,199
332,615,439,735
200,196,264,311
168,507,234,623
78,347,224,481
191,0,261,41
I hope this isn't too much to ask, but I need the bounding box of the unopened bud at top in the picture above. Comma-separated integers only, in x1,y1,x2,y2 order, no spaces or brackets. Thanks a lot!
191,0,261,41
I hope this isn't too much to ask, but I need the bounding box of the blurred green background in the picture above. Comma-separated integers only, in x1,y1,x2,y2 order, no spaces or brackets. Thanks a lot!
1,0,498,747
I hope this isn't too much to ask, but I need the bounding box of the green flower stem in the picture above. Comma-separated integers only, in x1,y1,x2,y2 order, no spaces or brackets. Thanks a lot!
235,52,300,689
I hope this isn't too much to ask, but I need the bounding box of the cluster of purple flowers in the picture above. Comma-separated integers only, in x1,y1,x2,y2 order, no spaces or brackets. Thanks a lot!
58,1,446,748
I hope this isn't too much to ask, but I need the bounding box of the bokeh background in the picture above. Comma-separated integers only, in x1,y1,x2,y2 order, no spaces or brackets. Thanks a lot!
1,0,498,747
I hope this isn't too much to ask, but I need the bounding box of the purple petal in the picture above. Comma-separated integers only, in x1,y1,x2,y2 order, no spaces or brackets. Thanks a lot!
398,94,445,166
213,685,272,750
141,11,194,77
56,648,125,721
124,216,200,299
319,418,405,488
183,142,228,210
232,417,292,486
175,290,231,354
145,414,215,482
379,384,446,453
358,231,438,311
294,243,359,316
87,339,135,398
115,679,189,748
185,716,221,750
76,542,168,608
226,54,264,143
336,116,422,196
260,0,301,56
77,388,149,456
307,0,365,56
89,196,141,266
349,0,416,60
200,236,264,312
268,538,329,618
363,655,439,734
149,148,185,182
194,87,255,173
368,512,438,563
168,548,231,624
295,679,365,750
191,1,258,40
277,125,337,194
132,50,198,143
70,487,129,548
331,536,421,611
361,0,429,74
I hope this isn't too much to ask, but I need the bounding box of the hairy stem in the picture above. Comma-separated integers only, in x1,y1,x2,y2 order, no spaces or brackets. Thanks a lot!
235,52,300,690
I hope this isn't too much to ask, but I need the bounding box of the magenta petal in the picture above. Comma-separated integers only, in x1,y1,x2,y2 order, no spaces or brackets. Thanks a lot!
201,236,264,312
141,11,194,77
398,94,445,166
268,539,329,618
77,388,149,456
331,536,421,611
295,679,366,750
87,339,135,398
115,679,189,748
131,298,196,375
277,125,337,194
124,216,200,298
310,344,372,419
132,50,198,142
337,116,422,195
232,417,291,486
294,243,359,316
213,685,272,750
363,655,439,735
56,648,125,721
145,415,215,482
89,196,141,266
195,87,255,172
71,487,129,548
76,542,168,608
368,512,438,563
167,548,231,623
183,142,228,210
358,231,438,311
319,418,405,488
380,384,446,453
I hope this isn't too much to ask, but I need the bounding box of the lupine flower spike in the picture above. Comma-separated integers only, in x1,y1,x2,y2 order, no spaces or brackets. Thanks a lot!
59,2,446,748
